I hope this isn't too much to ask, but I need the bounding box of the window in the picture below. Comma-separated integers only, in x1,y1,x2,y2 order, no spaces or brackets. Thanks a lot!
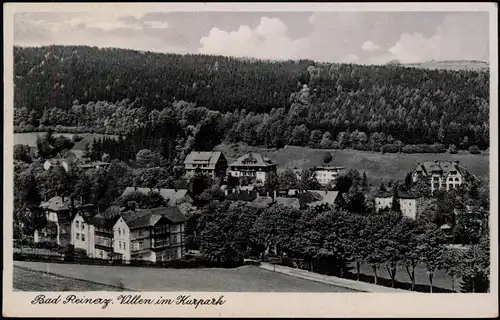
173,235,178,244
123,242,126,250
76,233,80,240
455,178,460,182
119,241,122,249
138,229,143,236
100,251,103,258
76,221,79,228
82,234,85,241
118,228,121,236
82,223,85,230
139,241,144,250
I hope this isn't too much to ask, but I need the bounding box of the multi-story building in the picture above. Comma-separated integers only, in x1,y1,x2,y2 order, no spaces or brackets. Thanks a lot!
120,207,187,263
89,214,118,260
70,207,97,257
34,196,79,246
373,190,426,219
184,151,228,179
313,166,346,186
412,160,471,193
398,191,425,220
374,191,394,212
228,153,277,184
112,215,131,262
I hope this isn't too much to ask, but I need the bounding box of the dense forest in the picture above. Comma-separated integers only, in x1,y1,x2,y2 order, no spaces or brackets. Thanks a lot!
14,45,490,156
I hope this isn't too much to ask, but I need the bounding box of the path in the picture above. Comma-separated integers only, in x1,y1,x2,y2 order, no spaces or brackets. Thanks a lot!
259,262,412,293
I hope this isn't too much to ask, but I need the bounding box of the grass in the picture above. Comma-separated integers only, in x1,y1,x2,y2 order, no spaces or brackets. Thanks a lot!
13,266,123,291
214,143,490,185
14,132,118,158
13,261,357,292
346,262,459,293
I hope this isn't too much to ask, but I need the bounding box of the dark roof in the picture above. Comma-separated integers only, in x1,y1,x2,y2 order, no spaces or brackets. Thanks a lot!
374,191,393,198
397,191,420,199
89,214,119,229
229,153,276,168
121,206,187,229
415,161,469,177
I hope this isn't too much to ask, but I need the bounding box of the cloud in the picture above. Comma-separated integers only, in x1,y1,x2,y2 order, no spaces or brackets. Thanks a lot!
343,54,360,63
199,17,303,60
144,20,169,29
388,13,489,63
361,40,381,52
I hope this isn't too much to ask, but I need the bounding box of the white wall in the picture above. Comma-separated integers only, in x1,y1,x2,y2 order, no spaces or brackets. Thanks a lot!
112,217,130,262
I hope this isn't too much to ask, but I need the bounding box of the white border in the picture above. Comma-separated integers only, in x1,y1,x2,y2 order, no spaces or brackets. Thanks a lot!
3,2,498,318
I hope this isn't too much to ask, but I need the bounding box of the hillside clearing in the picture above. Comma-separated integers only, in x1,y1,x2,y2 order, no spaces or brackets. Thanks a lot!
215,143,490,185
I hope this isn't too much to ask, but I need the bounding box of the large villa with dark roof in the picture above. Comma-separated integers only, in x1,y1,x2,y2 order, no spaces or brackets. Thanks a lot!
412,160,472,193
227,152,277,184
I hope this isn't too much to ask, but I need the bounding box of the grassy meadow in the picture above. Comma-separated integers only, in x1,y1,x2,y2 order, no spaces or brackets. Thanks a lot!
215,143,490,186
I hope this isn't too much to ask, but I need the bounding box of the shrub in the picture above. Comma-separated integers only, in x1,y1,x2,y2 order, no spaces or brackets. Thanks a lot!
469,145,481,154
72,134,84,142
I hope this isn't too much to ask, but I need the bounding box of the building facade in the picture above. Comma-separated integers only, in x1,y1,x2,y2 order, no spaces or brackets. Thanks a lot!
184,151,228,179
313,166,346,186
228,153,277,184
374,191,394,212
34,196,78,246
412,160,471,193
120,207,187,263
398,192,425,220
112,216,131,262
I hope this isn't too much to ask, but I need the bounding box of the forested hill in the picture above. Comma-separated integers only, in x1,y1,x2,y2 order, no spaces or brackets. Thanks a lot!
13,45,490,151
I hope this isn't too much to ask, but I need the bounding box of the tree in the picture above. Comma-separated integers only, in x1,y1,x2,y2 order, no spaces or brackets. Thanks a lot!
298,168,321,191
322,152,333,165
252,204,301,257
361,171,368,189
399,219,425,290
440,248,463,292
468,145,481,154
198,201,259,263
135,149,166,168
264,171,279,192
419,226,447,293
449,144,458,154
459,235,489,292
82,143,92,158
379,180,387,192
14,144,33,163
391,188,401,213
278,169,298,190
404,172,413,190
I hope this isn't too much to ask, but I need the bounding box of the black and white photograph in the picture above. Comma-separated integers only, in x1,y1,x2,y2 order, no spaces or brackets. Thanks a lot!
3,2,498,318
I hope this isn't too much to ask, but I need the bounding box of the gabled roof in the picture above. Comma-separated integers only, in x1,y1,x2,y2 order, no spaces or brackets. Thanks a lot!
121,187,190,204
274,197,301,209
374,191,393,198
184,151,224,169
415,161,469,177
306,190,340,204
89,214,118,229
41,196,79,212
120,206,187,229
397,190,420,199
229,153,276,168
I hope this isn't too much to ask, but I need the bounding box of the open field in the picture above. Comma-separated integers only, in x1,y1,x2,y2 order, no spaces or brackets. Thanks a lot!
13,261,357,292
14,132,118,158
13,267,122,291
215,143,490,185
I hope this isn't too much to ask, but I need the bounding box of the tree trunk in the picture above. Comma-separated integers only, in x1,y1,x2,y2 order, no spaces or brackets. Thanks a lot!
356,261,360,281
372,265,378,285
451,274,455,292
310,259,313,272
387,265,397,288
429,273,434,293
405,264,416,291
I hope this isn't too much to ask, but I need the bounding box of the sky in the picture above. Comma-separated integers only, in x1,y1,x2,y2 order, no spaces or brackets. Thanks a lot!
13,10,490,64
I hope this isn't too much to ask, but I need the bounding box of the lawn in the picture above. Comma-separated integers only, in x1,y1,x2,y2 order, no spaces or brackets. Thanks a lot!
13,261,357,292
13,267,121,291
346,262,459,293
214,143,490,185
14,132,118,158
